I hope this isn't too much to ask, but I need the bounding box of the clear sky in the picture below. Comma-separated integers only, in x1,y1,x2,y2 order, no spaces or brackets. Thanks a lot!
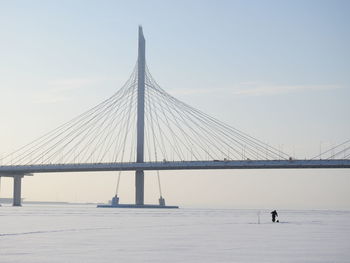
0,0,349,209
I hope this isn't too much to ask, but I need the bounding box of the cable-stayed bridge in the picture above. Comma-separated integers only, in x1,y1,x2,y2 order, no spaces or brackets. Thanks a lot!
1,27,349,207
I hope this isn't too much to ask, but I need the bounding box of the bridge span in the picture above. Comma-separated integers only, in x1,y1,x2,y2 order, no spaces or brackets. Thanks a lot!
1,159,350,175
1,159,349,207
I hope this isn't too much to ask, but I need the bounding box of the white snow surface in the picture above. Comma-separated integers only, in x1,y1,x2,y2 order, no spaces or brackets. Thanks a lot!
1,205,349,262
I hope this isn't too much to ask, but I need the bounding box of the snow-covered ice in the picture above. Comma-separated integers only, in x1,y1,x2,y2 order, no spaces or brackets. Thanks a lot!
1,205,349,262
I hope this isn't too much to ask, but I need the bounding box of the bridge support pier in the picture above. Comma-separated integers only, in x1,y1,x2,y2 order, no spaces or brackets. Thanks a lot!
135,170,144,205
0,173,32,206
13,175,23,206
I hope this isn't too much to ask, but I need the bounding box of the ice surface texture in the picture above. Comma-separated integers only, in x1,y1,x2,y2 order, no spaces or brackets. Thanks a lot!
1,205,349,263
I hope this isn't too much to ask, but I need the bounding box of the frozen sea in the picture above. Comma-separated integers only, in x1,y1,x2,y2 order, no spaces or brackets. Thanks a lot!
1,205,350,262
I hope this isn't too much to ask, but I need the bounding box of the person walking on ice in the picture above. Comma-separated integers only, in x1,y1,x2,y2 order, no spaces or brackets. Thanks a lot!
271,210,278,222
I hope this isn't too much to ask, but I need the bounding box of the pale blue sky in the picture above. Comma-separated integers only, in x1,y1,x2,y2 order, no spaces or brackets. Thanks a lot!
0,0,349,208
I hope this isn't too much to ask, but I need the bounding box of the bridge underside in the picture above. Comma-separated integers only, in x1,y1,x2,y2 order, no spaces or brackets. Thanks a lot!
0,159,349,174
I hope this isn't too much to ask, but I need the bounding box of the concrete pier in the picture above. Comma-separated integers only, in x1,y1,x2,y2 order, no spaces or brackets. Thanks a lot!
0,173,31,206
13,175,23,206
135,170,144,205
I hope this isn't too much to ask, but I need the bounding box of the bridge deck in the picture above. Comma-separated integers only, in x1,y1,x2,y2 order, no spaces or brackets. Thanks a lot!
0,159,349,175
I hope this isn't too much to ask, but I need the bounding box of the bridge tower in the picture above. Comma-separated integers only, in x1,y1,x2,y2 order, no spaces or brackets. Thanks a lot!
135,26,145,205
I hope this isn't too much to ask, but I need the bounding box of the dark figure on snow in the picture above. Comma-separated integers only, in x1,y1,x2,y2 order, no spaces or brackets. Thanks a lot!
271,210,278,222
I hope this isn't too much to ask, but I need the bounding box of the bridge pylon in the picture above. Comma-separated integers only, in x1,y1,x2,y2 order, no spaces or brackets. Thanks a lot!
135,26,146,205
98,27,178,209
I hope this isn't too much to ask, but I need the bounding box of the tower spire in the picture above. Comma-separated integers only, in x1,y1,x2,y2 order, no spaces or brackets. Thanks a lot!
135,26,146,205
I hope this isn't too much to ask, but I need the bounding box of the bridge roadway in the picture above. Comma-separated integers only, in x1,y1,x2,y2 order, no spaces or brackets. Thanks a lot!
1,159,350,175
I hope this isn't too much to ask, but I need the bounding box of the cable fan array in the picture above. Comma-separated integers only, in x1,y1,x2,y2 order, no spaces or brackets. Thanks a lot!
0,63,290,166
312,140,350,160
